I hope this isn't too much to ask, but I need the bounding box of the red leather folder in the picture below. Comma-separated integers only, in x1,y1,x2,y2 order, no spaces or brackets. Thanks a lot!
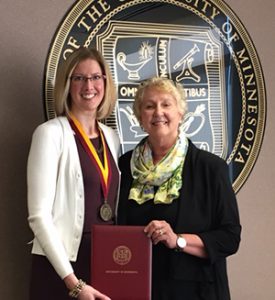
91,225,152,300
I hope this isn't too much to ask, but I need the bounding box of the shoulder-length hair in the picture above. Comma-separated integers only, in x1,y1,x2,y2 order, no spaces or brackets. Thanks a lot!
54,47,117,119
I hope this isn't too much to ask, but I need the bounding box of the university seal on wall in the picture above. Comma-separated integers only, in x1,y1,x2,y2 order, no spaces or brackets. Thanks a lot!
44,0,266,193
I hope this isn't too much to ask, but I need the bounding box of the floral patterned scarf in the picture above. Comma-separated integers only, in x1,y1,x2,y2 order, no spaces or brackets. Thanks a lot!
129,133,188,205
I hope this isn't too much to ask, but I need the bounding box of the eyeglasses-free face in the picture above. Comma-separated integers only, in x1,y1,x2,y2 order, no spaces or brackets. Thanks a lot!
140,87,183,145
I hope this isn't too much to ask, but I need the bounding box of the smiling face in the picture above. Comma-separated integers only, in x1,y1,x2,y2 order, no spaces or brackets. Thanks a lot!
140,87,183,144
69,58,105,116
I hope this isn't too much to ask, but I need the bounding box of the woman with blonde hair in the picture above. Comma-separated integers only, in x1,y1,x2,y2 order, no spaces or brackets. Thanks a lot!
27,47,120,300
118,76,241,300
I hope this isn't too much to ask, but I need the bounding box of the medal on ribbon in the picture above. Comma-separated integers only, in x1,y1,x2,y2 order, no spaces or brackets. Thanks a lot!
69,114,113,221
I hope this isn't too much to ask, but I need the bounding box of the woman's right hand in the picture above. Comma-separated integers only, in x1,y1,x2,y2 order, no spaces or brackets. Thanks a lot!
78,284,111,300
64,274,111,300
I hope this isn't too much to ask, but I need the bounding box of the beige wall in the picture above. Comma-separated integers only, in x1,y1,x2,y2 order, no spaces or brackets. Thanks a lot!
0,1,274,299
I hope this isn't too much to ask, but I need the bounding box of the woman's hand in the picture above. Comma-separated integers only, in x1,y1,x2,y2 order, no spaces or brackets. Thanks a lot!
144,220,177,249
78,284,111,300
64,274,111,300
144,220,208,258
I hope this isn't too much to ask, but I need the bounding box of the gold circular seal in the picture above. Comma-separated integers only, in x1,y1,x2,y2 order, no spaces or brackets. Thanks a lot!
44,0,266,193
113,245,132,266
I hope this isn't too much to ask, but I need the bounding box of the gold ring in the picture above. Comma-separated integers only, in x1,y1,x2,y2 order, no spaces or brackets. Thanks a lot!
159,229,163,235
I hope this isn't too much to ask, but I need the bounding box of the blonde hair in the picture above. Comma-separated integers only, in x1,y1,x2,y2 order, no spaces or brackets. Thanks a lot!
133,76,187,123
54,47,117,119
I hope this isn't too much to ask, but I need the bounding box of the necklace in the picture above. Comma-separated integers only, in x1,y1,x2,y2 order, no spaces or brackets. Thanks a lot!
96,139,103,154
91,137,103,154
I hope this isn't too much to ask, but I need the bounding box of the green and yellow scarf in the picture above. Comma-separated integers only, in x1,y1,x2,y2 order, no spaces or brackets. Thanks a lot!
129,133,188,205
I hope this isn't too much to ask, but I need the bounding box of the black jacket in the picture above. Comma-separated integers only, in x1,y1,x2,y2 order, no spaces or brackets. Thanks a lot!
117,140,241,300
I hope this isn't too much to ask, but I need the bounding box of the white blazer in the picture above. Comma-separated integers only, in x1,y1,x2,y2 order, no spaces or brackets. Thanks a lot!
27,116,121,279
